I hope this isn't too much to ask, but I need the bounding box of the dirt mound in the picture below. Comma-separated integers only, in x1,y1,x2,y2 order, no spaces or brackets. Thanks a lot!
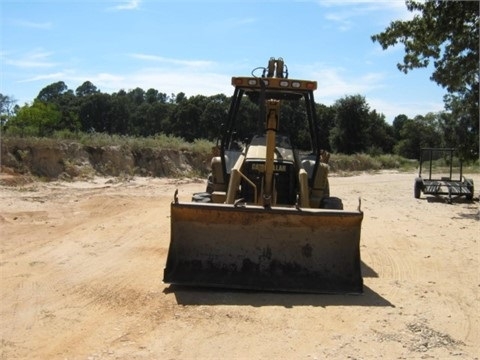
1,140,211,180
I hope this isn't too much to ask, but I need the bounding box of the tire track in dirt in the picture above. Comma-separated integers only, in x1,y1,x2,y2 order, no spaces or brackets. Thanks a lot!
0,185,173,359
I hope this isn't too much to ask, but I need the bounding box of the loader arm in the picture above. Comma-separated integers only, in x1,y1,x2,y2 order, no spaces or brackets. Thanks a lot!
263,100,281,207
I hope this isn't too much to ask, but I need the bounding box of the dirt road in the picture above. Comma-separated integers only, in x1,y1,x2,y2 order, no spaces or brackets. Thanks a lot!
1,172,479,359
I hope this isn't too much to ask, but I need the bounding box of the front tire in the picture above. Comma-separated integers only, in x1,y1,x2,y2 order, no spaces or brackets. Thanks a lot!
320,196,343,210
206,173,214,193
192,192,212,203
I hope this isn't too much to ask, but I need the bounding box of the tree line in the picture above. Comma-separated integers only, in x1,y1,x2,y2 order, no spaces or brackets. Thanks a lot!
0,80,476,161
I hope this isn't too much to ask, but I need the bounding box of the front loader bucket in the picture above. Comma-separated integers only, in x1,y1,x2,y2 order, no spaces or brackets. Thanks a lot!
164,201,364,294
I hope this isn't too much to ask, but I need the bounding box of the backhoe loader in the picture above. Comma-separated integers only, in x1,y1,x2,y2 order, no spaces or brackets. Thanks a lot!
163,58,364,293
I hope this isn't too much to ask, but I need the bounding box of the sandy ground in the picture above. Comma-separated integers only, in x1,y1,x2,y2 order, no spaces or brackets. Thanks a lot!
1,171,479,360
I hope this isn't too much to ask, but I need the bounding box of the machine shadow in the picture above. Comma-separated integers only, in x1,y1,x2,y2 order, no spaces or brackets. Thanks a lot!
361,261,378,278
165,284,393,308
164,260,389,308
423,195,476,204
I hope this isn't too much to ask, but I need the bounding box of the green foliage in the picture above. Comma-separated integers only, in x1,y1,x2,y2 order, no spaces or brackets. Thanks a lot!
36,81,70,103
371,1,478,90
5,81,473,161
5,101,61,136
330,95,369,154
50,131,213,154
330,153,416,173
371,0,479,160
169,95,208,141
394,113,443,159
329,95,394,155
330,153,380,172
443,95,479,160
316,103,335,152
76,81,99,97
1,93,18,126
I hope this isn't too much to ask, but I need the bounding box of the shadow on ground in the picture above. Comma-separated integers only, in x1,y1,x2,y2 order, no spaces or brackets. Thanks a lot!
423,195,478,204
163,259,391,308
165,284,393,308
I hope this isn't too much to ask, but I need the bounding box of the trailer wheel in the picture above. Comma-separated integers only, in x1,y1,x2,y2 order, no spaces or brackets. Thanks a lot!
466,180,474,201
414,178,422,199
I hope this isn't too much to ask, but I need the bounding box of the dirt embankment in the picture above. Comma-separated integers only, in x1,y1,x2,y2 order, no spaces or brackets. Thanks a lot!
0,140,211,181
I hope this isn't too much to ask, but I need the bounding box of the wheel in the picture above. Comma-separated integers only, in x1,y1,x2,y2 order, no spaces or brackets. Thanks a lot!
320,196,343,210
466,179,474,201
414,178,422,199
192,192,212,203
206,173,214,193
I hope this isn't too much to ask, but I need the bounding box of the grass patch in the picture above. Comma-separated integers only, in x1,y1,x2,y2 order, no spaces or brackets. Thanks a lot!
330,153,417,173
3,132,216,156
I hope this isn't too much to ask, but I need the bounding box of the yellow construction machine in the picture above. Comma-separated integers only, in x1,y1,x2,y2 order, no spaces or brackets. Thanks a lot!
164,58,364,293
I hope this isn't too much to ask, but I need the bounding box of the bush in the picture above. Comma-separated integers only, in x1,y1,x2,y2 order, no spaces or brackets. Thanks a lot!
329,153,417,173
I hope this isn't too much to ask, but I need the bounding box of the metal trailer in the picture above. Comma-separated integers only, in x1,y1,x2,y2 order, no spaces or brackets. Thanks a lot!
414,148,474,203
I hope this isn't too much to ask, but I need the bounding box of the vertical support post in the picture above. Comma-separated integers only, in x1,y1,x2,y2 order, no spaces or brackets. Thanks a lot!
263,100,280,207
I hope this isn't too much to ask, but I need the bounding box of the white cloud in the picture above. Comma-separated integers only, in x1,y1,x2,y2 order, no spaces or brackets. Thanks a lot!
110,0,141,11
13,19,53,29
319,0,414,31
123,68,231,96
296,62,444,120
129,54,215,69
324,12,353,31
5,49,57,68
15,66,231,99
19,72,67,83
231,17,256,26
318,0,407,12
298,64,385,102
368,97,445,121
216,16,257,29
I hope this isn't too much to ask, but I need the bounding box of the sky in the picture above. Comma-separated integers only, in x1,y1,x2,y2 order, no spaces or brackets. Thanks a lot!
1,0,447,123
